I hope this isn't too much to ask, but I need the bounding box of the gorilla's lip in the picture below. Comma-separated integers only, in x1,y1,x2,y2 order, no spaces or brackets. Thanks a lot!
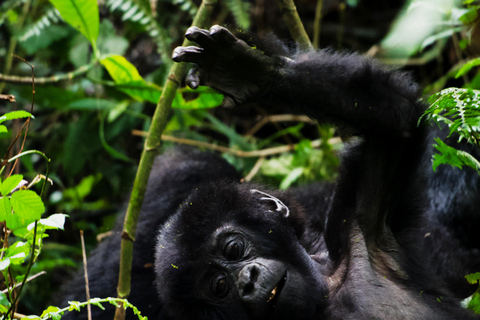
266,273,287,307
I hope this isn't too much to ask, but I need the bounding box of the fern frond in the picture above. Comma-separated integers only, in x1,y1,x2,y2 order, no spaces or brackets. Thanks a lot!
18,8,63,42
423,88,480,146
224,0,251,29
106,0,172,64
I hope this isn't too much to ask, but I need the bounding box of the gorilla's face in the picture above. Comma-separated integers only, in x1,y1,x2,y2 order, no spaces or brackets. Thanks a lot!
154,181,327,320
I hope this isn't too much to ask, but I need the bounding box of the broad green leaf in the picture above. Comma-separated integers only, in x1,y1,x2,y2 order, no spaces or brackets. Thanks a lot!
101,55,143,83
9,190,45,230
0,110,33,124
0,197,13,223
101,55,162,102
0,125,7,133
456,58,480,78
0,174,24,196
0,292,11,313
49,0,99,48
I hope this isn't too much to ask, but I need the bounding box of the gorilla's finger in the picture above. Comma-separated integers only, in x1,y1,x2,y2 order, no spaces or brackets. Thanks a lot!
185,27,214,48
210,25,237,44
186,67,202,89
222,95,237,108
172,46,204,64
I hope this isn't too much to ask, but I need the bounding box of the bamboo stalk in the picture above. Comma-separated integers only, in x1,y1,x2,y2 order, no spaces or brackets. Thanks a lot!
113,0,217,319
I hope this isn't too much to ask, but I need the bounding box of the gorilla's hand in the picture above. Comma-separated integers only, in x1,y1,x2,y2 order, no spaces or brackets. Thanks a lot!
172,25,282,108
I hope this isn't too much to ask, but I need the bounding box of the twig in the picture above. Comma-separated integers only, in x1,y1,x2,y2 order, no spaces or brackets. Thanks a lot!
80,230,92,320
1,271,47,293
244,156,265,181
131,130,341,157
246,114,316,137
0,94,15,102
7,56,35,177
6,221,38,318
0,62,96,84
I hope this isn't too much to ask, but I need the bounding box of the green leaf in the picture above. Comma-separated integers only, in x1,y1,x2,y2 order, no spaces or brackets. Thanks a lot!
432,138,480,173
459,6,478,25
41,305,63,320
0,125,7,133
280,167,304,189
456,58,480,78
0,110,33,124
9,190,45,230
466,272,480,284
0,197,13,223
101,55,162,102
0,292,11,313
49,0,99,49
467,292,480,314
101,55,143,82
0,174,24,196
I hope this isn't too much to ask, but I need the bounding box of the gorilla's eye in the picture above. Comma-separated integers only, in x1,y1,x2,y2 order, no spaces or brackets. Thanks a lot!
211,274,229,298
223,238,244,261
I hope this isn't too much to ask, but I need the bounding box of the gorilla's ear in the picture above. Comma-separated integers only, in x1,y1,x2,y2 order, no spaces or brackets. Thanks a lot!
250,189,290,217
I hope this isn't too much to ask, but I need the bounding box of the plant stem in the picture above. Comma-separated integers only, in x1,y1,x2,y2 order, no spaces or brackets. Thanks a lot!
313,0,323,49
0,62,96,84
113,0,217,319
0,0,30,94
274,0,312,50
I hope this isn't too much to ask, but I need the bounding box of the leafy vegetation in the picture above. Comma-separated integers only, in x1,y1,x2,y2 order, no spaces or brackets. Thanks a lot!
0,0,479,318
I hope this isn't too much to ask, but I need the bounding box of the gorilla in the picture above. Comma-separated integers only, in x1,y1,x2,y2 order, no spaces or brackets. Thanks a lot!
56,26,480,319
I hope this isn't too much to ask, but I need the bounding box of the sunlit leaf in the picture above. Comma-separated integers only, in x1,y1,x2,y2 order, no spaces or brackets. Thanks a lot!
49,0,99,48
0,174,24,196
0,111,33,124
456,58,480,78
9,190,45,230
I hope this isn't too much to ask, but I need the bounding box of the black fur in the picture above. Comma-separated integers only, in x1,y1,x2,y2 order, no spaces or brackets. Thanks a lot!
56,26,480,319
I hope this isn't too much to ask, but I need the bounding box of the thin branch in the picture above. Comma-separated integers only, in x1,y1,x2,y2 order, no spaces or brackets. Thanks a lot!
0,62,96,84
80,230,92,320
0,94,16,102
1,271,46,294
246,114,316,137
6,221,38,317
131,130,341,157
244,156,265,181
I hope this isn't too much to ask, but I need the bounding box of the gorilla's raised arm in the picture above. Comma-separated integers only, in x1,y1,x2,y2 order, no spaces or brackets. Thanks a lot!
173,25,425,137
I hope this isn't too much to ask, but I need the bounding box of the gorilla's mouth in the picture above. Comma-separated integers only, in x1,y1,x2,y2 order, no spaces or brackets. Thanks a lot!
266,273,287,307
